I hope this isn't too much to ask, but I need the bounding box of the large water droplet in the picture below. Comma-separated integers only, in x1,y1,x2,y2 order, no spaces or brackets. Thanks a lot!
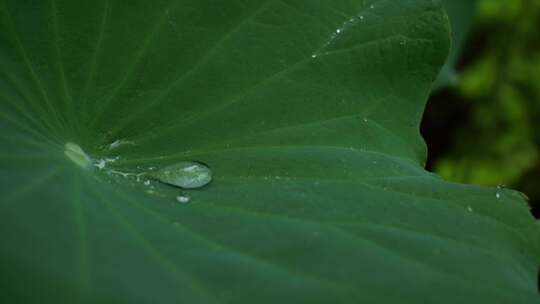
151,161,212,189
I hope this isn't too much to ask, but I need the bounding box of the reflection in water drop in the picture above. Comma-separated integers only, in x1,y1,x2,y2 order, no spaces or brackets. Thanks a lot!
152,161,212,189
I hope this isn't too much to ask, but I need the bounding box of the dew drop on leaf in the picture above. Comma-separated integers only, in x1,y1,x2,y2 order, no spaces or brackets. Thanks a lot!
152,161,212,189
108,139,134,150
176,194,191,204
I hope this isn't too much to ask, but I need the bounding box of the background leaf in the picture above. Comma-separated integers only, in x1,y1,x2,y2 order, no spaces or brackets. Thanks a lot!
0,0,538,303
433,0,476,88
423,0,540,217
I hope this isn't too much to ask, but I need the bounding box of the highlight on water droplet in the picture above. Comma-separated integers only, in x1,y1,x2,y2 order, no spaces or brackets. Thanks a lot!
151,161,212,189
64,142,92,168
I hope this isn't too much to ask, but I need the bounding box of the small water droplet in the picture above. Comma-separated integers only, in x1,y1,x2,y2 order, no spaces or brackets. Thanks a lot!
311,54,317,58
109,139,135,150
496,192,501,199
359,15,364,20
143,180,151,186
94,159,107,170
94,156,119,170
467,206,473,212
336,28,341,34
152,161,212,189
176,195,191,204
370,4,375,9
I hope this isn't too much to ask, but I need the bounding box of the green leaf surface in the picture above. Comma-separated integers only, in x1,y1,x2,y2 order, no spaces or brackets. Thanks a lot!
0,0,538,303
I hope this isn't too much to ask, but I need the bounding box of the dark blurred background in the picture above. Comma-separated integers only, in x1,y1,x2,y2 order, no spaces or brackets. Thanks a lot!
422,0,540,218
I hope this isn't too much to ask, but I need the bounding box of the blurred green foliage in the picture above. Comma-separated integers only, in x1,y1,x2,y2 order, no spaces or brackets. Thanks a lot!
428,0,540,210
